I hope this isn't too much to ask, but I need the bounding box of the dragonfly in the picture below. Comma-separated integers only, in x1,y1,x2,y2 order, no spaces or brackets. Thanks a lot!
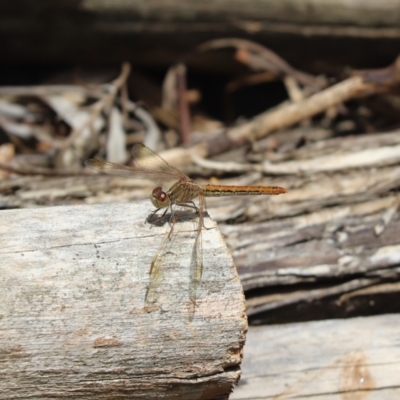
85,144,287,319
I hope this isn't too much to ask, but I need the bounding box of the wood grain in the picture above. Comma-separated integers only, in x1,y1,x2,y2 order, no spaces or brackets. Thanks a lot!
0,202,247,399
232,314,400,399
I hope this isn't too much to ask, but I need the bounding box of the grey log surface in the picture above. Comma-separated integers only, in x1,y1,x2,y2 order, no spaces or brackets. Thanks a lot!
232,313,400,399
0,201,247,400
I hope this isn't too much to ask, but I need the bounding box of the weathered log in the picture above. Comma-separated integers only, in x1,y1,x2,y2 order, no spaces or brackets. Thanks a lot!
232,313,400,399
1,127,400,324
0,202,247,399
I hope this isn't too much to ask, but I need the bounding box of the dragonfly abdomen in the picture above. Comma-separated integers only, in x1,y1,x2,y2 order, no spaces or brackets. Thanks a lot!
202,184,287,196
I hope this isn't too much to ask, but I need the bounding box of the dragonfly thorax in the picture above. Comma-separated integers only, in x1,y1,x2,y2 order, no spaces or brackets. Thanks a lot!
150,186,171,209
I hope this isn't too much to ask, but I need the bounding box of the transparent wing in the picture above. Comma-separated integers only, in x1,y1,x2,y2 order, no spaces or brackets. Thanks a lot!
145,218,180,304
131,144,187,178
85,144,186,188
145,199,204,321
188,195,204,321
145,229,169,304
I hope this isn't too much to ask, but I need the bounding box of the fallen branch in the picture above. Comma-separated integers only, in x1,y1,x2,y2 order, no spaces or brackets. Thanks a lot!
159,57,400,166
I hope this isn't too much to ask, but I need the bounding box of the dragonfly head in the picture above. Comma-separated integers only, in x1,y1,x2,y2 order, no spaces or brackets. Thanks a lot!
150,186,170,209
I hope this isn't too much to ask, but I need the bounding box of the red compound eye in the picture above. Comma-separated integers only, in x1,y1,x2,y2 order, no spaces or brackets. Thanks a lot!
152,187,168,203
152,187,162,196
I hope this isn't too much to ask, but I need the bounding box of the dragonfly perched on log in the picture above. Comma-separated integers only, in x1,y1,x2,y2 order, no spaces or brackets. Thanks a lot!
85,144,287,319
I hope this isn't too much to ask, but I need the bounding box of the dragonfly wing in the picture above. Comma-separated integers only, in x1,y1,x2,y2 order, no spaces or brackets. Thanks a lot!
85,143,189,189
132,144,188,179
146,203,203,321
145,237,165,304
188,196,204,321
85,158,178,187
145,222,177,304
188,229,202,321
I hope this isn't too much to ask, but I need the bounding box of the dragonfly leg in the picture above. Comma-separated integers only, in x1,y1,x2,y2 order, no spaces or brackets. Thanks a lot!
148,207,169,225
199,216,212,230
176,201,213,230
176,201,198,212
167,205,177,238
